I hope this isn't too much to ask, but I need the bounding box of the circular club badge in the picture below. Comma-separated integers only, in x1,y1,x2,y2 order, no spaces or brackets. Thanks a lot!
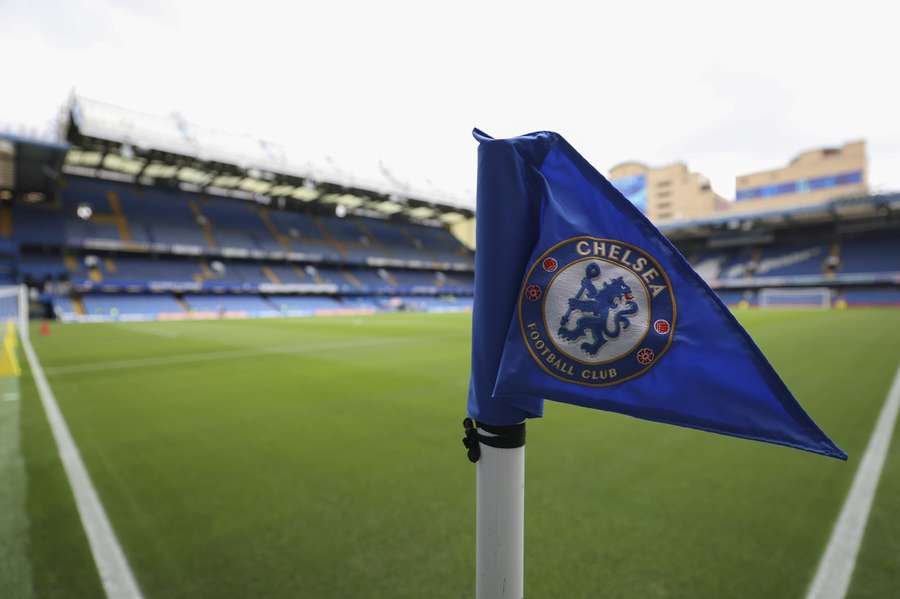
518,237,676,386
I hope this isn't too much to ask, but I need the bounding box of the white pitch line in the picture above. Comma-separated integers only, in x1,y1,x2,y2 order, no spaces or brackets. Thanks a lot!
805,363,900,599
19,326,144,598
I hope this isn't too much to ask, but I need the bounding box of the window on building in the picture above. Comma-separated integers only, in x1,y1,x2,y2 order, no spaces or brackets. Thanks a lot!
656,180,671,188
656,191,671,199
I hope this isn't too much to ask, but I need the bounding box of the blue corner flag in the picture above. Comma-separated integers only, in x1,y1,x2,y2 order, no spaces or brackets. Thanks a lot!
467,129,846,460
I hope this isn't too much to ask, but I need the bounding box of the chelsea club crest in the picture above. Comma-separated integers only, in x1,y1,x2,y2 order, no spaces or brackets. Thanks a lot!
518,237,676,386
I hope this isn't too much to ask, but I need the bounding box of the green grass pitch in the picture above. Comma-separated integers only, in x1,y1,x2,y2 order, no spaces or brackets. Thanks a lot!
2,309,900,598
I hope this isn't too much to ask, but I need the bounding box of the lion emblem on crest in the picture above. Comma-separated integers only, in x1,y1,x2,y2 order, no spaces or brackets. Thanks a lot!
557,263,640,355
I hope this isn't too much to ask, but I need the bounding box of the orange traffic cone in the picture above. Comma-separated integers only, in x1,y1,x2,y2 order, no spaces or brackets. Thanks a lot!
40,320,50,336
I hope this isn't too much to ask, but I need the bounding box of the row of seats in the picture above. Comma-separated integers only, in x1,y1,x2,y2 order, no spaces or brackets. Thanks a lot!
7,177,472,266
55,293,474,320
19,253,474,291
691,232,900,280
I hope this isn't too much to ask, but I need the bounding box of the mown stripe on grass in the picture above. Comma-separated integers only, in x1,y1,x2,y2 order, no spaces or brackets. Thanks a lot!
805,363,900,599
0,378,32,599
20,324,144,599
42,337,416,377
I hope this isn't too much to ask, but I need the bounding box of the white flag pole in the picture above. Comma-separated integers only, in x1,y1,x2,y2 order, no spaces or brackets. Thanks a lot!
464,419,526,599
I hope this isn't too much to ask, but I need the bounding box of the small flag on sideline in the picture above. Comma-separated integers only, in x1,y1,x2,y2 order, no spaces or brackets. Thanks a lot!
467,129,846,460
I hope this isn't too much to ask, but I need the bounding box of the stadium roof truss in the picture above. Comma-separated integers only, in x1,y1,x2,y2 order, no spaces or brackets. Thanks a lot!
61,96,474,226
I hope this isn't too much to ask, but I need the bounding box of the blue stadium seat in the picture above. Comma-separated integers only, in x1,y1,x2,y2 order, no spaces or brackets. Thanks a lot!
840,234,900,274
19,177,475,319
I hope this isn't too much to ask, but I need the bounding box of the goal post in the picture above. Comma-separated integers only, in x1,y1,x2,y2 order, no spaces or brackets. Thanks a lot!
758,287,832,309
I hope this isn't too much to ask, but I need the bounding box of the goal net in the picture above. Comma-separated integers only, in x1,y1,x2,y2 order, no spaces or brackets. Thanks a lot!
758,287,832,309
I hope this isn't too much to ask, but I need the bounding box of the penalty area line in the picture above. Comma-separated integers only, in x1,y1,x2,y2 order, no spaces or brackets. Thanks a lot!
19,328,144,599
805,362,900,599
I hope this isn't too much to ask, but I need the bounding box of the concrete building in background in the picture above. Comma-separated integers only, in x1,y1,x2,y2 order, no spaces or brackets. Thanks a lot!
609,161,727,223
732,140,867,213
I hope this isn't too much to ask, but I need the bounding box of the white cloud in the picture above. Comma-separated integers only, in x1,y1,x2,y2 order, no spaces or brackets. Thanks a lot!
2,0,898,207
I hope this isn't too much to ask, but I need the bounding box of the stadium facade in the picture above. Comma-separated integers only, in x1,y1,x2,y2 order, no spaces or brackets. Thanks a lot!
609,160,728,222
734,140,867,213
611,140,869,223
1,98,897,320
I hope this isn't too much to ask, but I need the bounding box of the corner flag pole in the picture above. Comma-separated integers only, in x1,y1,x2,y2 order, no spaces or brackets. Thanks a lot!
464,419,526,598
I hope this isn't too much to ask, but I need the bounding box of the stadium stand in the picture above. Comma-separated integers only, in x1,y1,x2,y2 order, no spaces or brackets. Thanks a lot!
12,203,65,245
664,195,900,308
11,174,474,321
839,232,900,274
4,114,895,320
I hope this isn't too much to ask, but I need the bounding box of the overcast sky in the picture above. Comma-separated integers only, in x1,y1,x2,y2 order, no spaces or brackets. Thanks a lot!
2,0,898,209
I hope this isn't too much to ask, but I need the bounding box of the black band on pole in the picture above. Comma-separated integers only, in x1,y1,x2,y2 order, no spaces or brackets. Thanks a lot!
462,418,526,463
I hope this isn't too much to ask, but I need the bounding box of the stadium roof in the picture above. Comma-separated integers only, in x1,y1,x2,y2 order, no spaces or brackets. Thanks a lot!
660,193,900,239
62,95,474,224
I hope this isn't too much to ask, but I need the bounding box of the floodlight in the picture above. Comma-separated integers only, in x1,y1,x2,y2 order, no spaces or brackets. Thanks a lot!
103,153,145,175
406,206,435,218
178,167,212,185
269,184,295,196
238,178,272,194
65,150,103,167
374,201,403,214
143,163,179,178
292,186,320,201
212,175,242,188
336,194,364,208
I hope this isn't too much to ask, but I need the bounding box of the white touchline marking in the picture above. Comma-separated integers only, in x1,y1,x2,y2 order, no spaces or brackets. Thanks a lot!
805,363,900,599
19,325,144,599
43,337,414,377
